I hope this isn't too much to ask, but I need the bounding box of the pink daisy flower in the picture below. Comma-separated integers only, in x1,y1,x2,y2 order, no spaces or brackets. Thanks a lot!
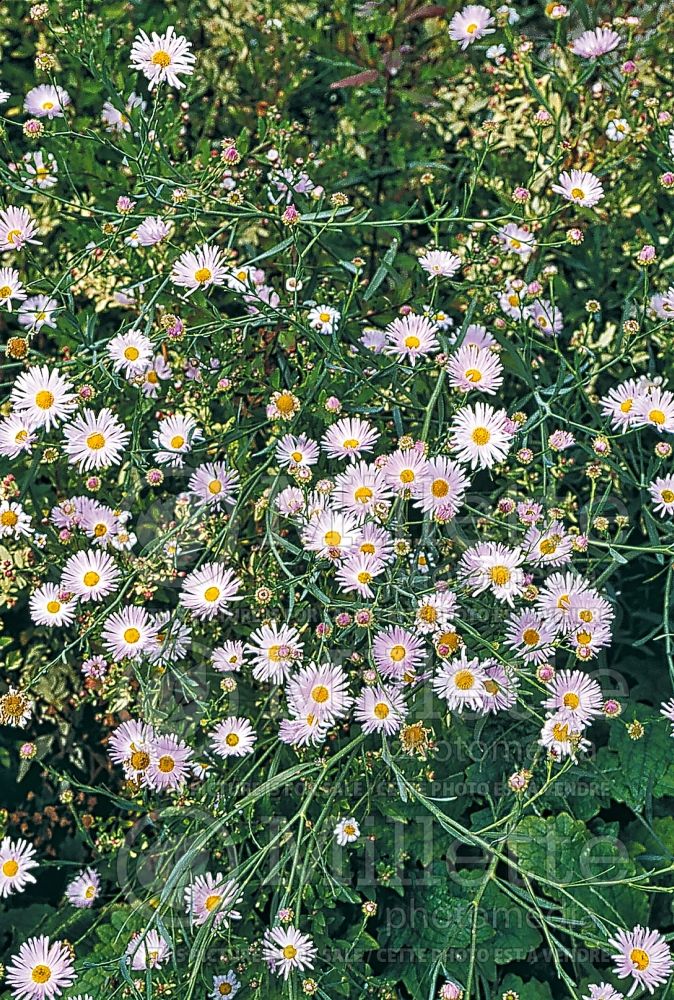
145,733,194,791
321,416,379,461
5,935,76,999
184,873,242,928
413,455,469,519
372,626,426,681
505,609,558,665
384,314,440,366
355,684,407,734
541,669,603,728
551,169,605,208
448,4,495,49
608,925,673,996
481,662,519,714
447,343,504,394
570,27,621,59
432,652,487,712
418,249,462,279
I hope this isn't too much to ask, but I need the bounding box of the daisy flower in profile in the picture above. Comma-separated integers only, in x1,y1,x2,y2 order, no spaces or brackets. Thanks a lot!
447,344,503,395
212,641,245,673
599,378,648,430
210,717,257,758
0,836,38,897
146,733,194,791
10,365,76,430
322,416,379,460
101,91,146,132
246,622,304,683
633,386,674,433
419,249,462,279
372,626,426,681
385,314,440,366
335,552,385,598
185,874,242,928
23,150,58,189
660,698,674,736
61,549,120,603
450,401,512,469
135,216,171,246
211,971,241,999
107,330,154,376
608,925,673,995
129,25,196,89
570,26,621,59
171,243,226,294
334,817,360,845
497,223,535,260
481,662,519,714
62,408,131,471
0,500,33,538
583,984,623,1000
302,509,363,559
179,562,242,620
29,584,76,628
308,304,340,335
0,268,27,310
0,206,41,252
126,929,172,970
65,867,100,908
448,4,495,48
276,433,320,470
287,662,352,724
0,415,37,459
552,169,605,207
263,925,317,980
539,713,590,762
140,355,172,397
505,609,557,665
529,298,564,337
188,461,240,508
433,653,487,712
542,669,603,728
24,83,71,118
649,475,674,517
413,455,469,519
279,714,330,748
458,541,525,605
383,448,431,495
355,684,406,735
153,412,203,466
101,605,157,660
18,295,57,331
5,935,76,999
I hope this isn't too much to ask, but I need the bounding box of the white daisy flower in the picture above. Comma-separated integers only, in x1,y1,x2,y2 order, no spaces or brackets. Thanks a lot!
385,314,440,365
307,304,340,334
245,622,304,683
0,836,39,897
101,606,157,660
10,364,76,430
0,500,34,538
262,925,317,980
447,343,504,395
61,549,120,603
432,652,488,712
321,416,379,461
65,867,100,908
23,83,71,118
153,412,203,467
171,243,227,294
210,717,257,758
355,684,406,734
275,433,320,470
107,330,154,375
62,408,131,470
211,971,241,998
129,25,196,89
448,4,495,48
449,401,512,469
101,91,146,132
0,267,27,311
419,249,462,279
0,415,37,459
334,817,360,845
18,294,58,331
0,206,41,252
188,461,240,507
29,584,77,628
301,509,363,559
179,562,242,619
551,168,605,207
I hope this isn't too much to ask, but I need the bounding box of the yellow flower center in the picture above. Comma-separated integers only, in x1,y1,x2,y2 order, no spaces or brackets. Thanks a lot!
151,50,172,67
31,965,52,984
83,571,100,587
522,628,540,645
490,565,510,586
576,630,592,645
282,944,298,959
431,478,449,498
208,479,222,494
124,346,140,361
343,437,359,449
563,692,580,709
194,267,212,283
661,489,674,503
267,644,281,662
158,755,175,773
219,986,233,996
205,893,222,911
324,530,342,546
465,368,482,383
1,510,18,527
85,884,96,899
6,229,22,244
630,948,650,971
419,605,437,623
225,732,240,746
399,469,415,483
343,823,357,836
204,586,221,602
374,701,390,719
649,408,666,425
35,389,55,409
86,432,106,450
570,187,585,199
291,451,303,463
311,685,330,704
0,285,12,298
354,486,373,503
619,398,632,413
275,393,296,414
94,523,107,537
360,542,376,555
46,600,61,614
390,645,407,662
471,426,490,445
466,21,478,32
455,669,475,690
123,627,141,644
319,312,331,322
357,571,372,584
484,679,500,695
437,630,460,652
540,538,558,555
405,335,421,349
170,435,185,449
552,722,570,742
2,859,19,877
579,609,593,623
130,750,150,770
